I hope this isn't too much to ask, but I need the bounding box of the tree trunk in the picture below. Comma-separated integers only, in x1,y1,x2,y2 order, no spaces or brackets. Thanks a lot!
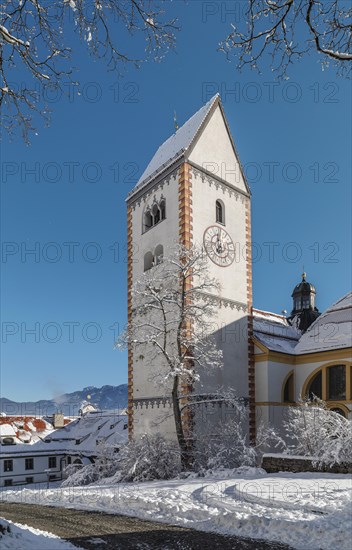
171,375,192,471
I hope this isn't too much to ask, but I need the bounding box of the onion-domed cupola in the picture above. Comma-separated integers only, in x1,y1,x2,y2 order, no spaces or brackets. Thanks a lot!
288,272,320,332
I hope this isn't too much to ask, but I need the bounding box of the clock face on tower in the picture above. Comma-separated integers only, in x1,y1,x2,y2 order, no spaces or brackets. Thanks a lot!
203,225,235,267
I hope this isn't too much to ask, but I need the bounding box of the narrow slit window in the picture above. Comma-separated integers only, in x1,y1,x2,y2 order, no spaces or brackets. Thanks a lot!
216,200,224,224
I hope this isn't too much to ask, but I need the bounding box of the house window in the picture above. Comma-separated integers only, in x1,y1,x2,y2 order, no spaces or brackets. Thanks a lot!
283,373,294,402
48,457,57,469
25,458,34,470
4,479,13,487
307,371,322,400
26,477,34,484
49,475,57,481
4,460,13,472
216,200,225,224
327,365,346,400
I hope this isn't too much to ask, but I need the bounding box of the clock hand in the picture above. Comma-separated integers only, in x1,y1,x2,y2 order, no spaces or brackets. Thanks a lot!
215,232,222,253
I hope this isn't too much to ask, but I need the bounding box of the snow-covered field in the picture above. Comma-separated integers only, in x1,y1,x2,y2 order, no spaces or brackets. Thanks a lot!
0,517,81,549
1,469,351,550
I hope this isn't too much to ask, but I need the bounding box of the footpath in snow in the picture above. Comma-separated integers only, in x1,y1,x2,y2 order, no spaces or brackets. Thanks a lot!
1,469,351,550
0,517,81,550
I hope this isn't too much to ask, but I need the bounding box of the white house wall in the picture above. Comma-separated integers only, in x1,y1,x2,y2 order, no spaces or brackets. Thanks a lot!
0,452,64,487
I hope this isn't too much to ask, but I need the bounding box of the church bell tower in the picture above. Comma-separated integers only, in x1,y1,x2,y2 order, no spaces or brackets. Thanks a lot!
126,94,254,440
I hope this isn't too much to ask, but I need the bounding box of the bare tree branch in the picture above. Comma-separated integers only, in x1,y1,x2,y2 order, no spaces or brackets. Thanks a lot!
0,1,179,142
219,0,352,79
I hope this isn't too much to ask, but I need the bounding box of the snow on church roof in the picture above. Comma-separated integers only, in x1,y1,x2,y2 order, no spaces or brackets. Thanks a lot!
294,291,352,354
253,309,301,354
253,292,352,355
128,94,220,198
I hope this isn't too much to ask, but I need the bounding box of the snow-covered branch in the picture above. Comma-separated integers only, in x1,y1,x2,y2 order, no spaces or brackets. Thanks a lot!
118,244,223,469
0,1,178,142
220,0,351,79
285,397,352,466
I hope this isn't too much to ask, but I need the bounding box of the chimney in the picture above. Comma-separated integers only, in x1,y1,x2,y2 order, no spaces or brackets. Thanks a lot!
52,413,64,429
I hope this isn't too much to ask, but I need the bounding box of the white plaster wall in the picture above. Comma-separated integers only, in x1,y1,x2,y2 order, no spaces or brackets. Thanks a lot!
130,172,181,439
266,361,294,402
191,170,248,301
189,105,247,193
191,169,249,398
0,453,63,486
255,360,269,403
132,404,176,440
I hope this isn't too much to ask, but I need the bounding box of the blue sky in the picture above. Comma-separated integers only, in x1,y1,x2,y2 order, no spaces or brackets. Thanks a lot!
1,2,351,401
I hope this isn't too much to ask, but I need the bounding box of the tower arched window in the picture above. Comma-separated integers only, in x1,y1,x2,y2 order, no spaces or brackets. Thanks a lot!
154,244,164,265
160,200,166,220
143,198,166,233
144,251,154,271
152,203,160,225
144,210,153,231
216,200,225,224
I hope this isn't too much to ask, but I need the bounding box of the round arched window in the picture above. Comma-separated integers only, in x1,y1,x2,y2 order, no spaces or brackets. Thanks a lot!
329,407,346,418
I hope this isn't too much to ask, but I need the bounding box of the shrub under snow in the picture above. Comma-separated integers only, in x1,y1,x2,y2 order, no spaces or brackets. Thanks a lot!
116,433,181,482
62,434,180,486
194,417,256,471
285,398,352,467
192,396,284,473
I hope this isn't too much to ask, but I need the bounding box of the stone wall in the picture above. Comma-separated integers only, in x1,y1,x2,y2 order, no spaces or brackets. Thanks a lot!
262,454,352,474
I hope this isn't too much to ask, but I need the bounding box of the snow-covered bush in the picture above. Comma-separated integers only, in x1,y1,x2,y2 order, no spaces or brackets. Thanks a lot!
116,433,181,482
192,391,285,473
194,416,256,471
285,397,352,466
62,434,180,486
62,445,119,487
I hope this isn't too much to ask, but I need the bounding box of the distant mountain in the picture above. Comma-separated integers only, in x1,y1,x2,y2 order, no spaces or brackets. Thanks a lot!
0,384,128,417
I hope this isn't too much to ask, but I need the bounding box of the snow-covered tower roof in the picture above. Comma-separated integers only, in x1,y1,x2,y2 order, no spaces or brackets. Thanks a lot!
127,94,250,201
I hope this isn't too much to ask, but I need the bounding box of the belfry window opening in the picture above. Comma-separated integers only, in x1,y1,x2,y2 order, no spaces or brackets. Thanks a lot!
143,199,166,233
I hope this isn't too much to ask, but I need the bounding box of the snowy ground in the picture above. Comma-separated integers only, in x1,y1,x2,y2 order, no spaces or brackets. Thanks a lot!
1,469,351,550
0,517,81,549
